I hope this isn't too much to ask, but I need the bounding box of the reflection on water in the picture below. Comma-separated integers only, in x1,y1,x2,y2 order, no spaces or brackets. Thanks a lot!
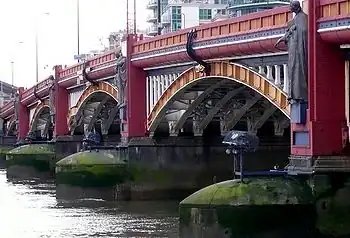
0,169,179,238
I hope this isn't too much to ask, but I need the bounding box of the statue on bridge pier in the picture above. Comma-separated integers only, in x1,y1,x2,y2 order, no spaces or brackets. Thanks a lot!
275,1,308,104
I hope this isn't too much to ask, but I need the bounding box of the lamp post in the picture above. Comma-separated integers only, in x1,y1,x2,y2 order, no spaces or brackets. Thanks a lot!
77,0,80,62
9,41,24,95
35,12,50,83
10,61,14,89
157,0,161,35
182,13,186,29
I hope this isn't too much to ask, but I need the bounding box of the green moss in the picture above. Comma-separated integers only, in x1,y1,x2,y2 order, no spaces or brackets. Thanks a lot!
307,175,332,197
180,177,314,206
0,146,13,154
179,177,316,237
56,151,130,187
0,146,13,161
316,186,350,236
6,153,56,172
7,144,54,156
56,150,127,166
128,163,172,185
56,165,129,187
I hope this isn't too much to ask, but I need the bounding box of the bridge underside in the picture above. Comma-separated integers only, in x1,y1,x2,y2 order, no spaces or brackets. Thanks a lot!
150,77,290,139
71,92,120,136
31,107,52,139
6,119,16,137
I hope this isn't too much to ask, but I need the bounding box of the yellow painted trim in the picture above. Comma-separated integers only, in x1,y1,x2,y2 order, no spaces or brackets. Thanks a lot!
148,61,290,131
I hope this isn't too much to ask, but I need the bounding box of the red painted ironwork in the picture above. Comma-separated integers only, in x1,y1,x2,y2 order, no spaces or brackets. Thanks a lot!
1,2,350,146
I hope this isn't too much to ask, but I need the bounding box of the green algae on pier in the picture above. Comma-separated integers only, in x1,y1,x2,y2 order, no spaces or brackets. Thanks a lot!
179,177,315,238
55,150,129,187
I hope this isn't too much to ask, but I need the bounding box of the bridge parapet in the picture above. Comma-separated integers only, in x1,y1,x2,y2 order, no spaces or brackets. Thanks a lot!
58,50,119,87
0,100,14,119
319,0,350,20
21,77,52,104
318,0,350,43
132,7,291,56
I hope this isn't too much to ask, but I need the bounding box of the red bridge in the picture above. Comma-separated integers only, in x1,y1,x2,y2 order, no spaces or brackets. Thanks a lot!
2,0,350,173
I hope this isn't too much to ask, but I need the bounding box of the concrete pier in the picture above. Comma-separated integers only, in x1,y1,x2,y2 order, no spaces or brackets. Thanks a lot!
55,150,129,201
123,137,289,201
6,144,56,179
53,136,289,201
5,137,81,179
179,177,315,238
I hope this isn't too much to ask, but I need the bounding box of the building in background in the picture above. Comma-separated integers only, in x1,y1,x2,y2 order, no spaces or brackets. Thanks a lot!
146,0,290,36
72,29,150,63
146,0,228,36
227,0,290,17
0,81,16,107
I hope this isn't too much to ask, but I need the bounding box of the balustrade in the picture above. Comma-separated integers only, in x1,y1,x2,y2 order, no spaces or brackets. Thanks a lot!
146,73,180,115
254,64,288,94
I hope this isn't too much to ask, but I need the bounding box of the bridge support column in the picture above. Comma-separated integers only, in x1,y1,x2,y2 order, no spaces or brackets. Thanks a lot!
126,34,147,138
53,66,69,138
274,117,289,137
220,119,229,136
17,88,29,141
168,121,178,136
193,116,203,137
289,0,347,172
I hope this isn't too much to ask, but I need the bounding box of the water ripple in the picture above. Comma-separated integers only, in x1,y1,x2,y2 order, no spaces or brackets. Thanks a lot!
0,169,179,238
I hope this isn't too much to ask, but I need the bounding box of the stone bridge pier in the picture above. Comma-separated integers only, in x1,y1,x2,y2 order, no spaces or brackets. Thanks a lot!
123,135,290,200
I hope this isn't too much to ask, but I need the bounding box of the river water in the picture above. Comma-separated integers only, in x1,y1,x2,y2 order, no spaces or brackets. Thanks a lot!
0,169,179,238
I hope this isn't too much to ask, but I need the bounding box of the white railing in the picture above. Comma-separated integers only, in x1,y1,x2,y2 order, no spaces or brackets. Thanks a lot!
255,64,288,93
146,73,180,115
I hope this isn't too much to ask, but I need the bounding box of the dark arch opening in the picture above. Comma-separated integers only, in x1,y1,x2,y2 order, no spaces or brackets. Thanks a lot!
30,106,53,140
5,120,16,137
71,91,120,144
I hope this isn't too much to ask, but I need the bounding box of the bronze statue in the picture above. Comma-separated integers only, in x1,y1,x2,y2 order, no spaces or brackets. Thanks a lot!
275,1,308,104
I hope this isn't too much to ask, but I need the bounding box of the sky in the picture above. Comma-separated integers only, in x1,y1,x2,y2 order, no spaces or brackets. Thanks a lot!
0,0,148,88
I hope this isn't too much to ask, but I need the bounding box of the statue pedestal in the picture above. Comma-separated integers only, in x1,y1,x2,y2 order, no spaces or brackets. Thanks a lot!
291,101,310,151
291,101,307,124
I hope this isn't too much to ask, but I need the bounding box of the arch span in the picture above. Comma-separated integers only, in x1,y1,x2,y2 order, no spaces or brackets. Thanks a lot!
68,81,120,135
29,100,51,138
6,116,16,136
69,81,119,118
147,61,290,134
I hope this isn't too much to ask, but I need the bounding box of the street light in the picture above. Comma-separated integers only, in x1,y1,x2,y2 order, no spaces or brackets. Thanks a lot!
77,0,80,62
10,61,14,89
8,41,24,97
181,13,186,29
35,12,50,83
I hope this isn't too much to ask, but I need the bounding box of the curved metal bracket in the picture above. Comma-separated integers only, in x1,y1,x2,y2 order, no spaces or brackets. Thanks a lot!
33,84,42,102
186,29,211,75
47,75,55,91
82,63,96,85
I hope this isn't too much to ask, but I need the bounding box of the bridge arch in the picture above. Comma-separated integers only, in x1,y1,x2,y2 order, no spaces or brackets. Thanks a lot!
68,81,120,136
148,61,290,136
29,100,51,139
6,116,17,136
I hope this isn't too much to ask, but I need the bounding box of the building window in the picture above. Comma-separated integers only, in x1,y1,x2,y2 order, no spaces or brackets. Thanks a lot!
199,9,212,20
217,9,226,15
171,6,182,31
215,0,228,4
